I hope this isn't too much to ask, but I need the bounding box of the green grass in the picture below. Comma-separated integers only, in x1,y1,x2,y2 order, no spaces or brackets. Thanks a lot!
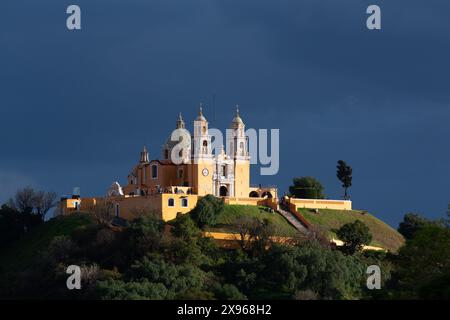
0,213,95,272
299,208,405,251
207,205,298,237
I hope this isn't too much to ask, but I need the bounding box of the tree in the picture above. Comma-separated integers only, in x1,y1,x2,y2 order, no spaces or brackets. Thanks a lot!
263,244,365,299
126,215,164,257
336,220,372,254
336,160,352,199
233,216,259,251
190,194,224,228
171,214,200,241
392,225,450,299
9,186,35,214
88,200,115,226
398,213,447,240
214,284,247,300
0,205,25,248
398,213,429,240
289,177,325,199
33,190,58,220
8,187,58,220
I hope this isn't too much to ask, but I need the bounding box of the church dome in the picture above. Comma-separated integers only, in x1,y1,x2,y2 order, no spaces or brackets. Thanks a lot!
196,105,207,121
165,113,186,147
231,105,244,129
163,113,191,161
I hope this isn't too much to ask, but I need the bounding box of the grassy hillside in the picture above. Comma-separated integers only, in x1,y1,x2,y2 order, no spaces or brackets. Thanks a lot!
299,208,404,251
208,205,298,236
0,213,95,272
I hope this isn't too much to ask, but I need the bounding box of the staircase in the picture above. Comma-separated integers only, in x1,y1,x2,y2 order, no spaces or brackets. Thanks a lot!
276,205,309,234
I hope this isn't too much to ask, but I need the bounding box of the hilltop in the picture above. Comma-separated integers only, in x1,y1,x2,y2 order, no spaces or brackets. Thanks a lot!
298,208,405,251
208,204,298,236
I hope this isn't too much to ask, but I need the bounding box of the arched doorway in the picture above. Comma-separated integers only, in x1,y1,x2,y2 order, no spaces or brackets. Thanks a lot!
219,186,228,197
249,191,259,198
262,191,273,198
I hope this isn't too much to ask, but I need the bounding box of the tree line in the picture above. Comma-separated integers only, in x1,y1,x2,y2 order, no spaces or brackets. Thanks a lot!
0,193,448,300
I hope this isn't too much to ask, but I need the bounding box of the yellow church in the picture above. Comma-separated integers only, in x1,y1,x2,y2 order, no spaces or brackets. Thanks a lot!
59,107,278,221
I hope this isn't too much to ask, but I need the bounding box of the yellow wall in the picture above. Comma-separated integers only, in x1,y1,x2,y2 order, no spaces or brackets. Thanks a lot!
109,195,163,220
63,194,199,222
234,160,250,198
160,193,198,221
224,197,267,206
287,197,352,211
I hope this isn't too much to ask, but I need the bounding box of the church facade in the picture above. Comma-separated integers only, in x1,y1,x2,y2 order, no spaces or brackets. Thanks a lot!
122,107,252,199
59,107,278,221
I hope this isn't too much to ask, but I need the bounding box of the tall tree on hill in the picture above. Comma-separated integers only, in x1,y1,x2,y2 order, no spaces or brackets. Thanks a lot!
336,160,352,200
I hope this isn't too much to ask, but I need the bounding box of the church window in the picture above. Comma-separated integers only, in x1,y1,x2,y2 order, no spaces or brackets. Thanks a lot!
115,204,120,217
178,168,183,179
164,149,169,159
240,141,245,156
181,198,188,207
221,165,227,177
168,198,175,207
151,165,158,179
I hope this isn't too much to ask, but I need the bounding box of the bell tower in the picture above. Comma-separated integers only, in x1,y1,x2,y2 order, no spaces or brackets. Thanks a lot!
192,105,214,195
228,105,250,198
193,105,212,161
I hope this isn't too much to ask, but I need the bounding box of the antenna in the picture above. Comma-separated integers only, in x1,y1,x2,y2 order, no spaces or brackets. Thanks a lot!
212,92,216,123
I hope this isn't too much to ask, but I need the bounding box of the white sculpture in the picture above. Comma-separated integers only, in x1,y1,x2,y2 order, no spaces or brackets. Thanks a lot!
107,181,124,197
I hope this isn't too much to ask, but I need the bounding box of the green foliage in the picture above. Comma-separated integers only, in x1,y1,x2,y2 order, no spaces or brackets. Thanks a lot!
391,225,450,299
212,205,297,236
263,244,365,299
1,204,448,300
214,284,247,300
190,194,224,228
170,214,201,241
96,279,169,300
289,177,325,199
300,209,404,252
336,160,352,199
0,213,94,272
125,215,164,258
96,254,215,300
232,216,279,256
397,213,446,240
336,220,372,254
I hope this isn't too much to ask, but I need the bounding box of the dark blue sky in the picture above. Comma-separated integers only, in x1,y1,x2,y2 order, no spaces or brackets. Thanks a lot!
1,0,449,227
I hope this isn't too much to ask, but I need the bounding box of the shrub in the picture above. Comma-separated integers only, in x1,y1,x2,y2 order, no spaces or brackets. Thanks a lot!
190,195,224,228
289,177,325,199
336,220,372,254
